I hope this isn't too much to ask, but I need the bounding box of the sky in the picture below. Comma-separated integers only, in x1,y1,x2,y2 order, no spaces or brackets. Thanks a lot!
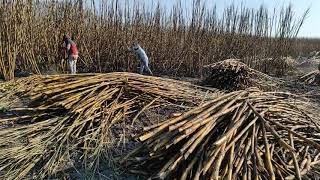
160,0,320,38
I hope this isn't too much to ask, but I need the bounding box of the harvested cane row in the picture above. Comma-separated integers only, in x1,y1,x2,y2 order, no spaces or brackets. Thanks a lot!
123,88,320,179
202,59,283,91
0,72,219,179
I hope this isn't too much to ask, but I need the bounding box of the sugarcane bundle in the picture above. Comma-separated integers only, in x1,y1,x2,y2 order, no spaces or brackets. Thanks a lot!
202,59,282,91
123,88,320,179
0,72,219,179
299,70,320,85
0,75,42,108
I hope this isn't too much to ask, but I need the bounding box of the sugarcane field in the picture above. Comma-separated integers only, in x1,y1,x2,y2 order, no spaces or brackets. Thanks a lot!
1,1,320,180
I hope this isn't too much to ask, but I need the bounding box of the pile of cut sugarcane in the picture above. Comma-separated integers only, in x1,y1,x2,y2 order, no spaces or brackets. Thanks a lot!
123,88,320,179
299,70,320,85
1,72,320,179
202,59,282,91
0,75,41,107
0,72,218,179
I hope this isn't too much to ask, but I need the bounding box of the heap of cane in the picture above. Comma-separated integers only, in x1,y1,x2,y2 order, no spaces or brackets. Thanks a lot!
0,72,320,179
123,88,320,179
299,70,320,85
0,72,217,179
202,59,283,91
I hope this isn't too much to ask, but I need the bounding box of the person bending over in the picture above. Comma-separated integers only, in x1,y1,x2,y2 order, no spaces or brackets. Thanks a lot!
128,42,153,75
63,33,79,74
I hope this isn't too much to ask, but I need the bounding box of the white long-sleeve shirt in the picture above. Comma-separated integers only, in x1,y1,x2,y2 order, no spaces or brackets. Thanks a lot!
129,45,149,65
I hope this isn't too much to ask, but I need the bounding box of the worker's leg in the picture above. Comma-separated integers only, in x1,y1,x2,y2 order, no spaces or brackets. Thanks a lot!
139,63,145,74
68,57,74,74
145,64,153,75
73,57,78,74
143,60,153,75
